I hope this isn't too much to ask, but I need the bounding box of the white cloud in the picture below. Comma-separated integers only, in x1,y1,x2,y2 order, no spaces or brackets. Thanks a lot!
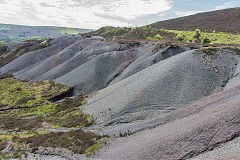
175,10,202,17
98,0,172,20
0,0,173,29
215,1,236,10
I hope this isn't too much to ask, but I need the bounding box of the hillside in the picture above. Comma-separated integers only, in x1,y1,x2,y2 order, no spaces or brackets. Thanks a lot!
0,8,240,160
0,24,92,43
85,8,240,45
84,25,240,45
151,8,240,33
0,34,240,159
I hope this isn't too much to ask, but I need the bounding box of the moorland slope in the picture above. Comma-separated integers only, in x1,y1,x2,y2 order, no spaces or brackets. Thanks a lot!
151,8,240,33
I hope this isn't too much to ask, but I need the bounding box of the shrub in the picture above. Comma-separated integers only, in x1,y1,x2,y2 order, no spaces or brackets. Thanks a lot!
202,36,211,44
176,34,184,41
194,29,201,39
155,34,162,39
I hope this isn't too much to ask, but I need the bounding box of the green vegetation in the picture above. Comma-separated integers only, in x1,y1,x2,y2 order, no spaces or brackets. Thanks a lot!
90,26,132,39
155,34,163,39
85,26,240,45
46,96,94,128
176,33,184,41
171,29,240,44
0,78,94,130
202,36,211,44
0,41,4,46
0,36,51,44
85,140,105,156
0,23,92,43
84,26,167,42
0,78,104,157
0,78,70,108
193,29,201,39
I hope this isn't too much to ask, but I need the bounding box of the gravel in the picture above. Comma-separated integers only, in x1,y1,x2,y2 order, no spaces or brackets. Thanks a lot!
95,85,240,160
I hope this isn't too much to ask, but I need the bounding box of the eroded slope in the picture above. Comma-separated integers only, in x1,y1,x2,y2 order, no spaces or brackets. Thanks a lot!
96,85,240,160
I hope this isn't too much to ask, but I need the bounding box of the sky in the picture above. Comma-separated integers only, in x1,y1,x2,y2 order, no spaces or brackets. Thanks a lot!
0,0,239,29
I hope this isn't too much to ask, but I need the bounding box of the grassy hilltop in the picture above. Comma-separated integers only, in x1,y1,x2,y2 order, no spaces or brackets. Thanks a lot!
0,24,93,44
84,26,240,45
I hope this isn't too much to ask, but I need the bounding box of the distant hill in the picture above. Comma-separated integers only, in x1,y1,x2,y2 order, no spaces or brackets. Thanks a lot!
0,24,93,43
150,8,240,33
85,8,240,45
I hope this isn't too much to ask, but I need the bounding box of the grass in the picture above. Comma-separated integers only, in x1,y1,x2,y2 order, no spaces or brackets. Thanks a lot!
170,30,240,44
0,78,70,108
0,131,38,141
85,140,105,156
0,134,14,141
84,26,169,42
0,77,105,156
45,96,94,128
21,104,54,116
85,26,240,45
0,36,51,44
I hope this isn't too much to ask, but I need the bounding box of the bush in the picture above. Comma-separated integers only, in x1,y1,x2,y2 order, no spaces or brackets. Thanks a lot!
176,34,184,41
155,34,162,39
202,36,211,44
194,29,201,39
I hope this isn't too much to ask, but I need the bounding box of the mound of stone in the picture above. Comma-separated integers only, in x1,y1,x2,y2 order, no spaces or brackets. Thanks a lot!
96,85,240,160
1,36,83,74
81,48,239,133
